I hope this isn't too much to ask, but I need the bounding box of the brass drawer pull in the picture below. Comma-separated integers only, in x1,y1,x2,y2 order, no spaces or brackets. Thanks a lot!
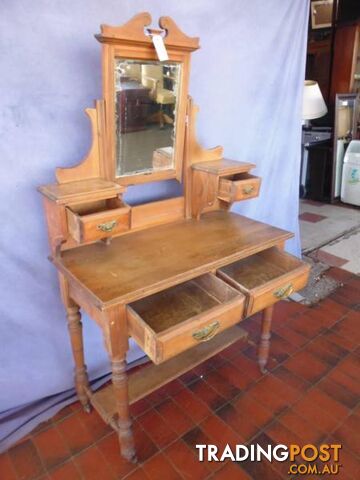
97,220,118,233
273,283,294,299
192,321,220,342
242,185,254,194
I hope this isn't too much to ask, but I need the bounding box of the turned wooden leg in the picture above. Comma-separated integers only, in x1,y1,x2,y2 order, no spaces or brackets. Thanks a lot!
112,357,136,463
66,304,91,413
258,305,274,374
104,306,136,463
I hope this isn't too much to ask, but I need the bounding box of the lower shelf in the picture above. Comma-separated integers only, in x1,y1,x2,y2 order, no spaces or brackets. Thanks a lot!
85,324,247,431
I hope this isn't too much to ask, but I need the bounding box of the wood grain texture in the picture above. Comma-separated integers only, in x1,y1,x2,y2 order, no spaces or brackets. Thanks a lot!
86,324,247,424
38,178,124,205
258,306,273,374
54,211,293,307
127,274,245,363
217,247,310,316
218,173,261,203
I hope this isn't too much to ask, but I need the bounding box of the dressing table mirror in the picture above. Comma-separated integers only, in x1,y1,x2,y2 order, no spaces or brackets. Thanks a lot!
38,12,310,462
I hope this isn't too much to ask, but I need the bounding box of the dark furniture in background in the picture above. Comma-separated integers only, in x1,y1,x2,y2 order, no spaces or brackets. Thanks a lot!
116,81,151,133
304,0,360,202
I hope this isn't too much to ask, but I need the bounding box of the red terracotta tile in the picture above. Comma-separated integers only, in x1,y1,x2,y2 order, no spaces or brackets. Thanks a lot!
331,284,360,309
132,422,159,464
56,412,94,455
266,421,303,448
212,461,251,479
0,453,17,480
332,424,360,457
74,445,116,480
332,313,360,344
97,432,137,478
181,425,220,472
51,405,74,424
246,375,300,414
137,408,177,449
272,365,311,391
273,300,307,324
329,355,360,388
33,426,71,471
274,324,309,348
279,409,325,444
304,340,342,366
179,369,199,386
143,452,182,480
342,413,360,435
203,370,240,401
230,352,264,381
216,362,254,390
239,432,284,480
8,439,44,480
314,249,348,267
216,402,259,442
48,460,81,480
306,387,350,421
288,312,326,338
200,414,242,452
29,419,53,436
284,350,330,383
154,379,185,399
164,439,210,480
124,468,149,480
171,386,211,424
76,408,112,443
293,393,341,433
188,378,227,411
317,376,359,409
242,345,278,372
322,328,357,351
317,297,349,322
326,266,354,283
299,212,327,223
155,398,194,436
130,397,152,418
332,446,359,480
232,393,274,430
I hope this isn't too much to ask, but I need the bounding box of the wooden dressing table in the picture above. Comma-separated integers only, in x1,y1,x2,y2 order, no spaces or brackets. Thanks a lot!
38,12,310,463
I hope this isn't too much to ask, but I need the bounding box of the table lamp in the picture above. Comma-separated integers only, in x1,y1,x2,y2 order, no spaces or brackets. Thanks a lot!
302,80,328,127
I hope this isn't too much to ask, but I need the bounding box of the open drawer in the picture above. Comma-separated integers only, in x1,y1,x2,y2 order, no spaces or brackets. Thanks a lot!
218,173,261,203
217,247,310,316
127,274,245,364
66,197,130,243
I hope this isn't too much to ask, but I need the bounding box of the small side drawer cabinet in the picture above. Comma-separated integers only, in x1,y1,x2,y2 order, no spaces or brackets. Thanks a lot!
127,273,245,364
217,247,310,316
66,198,130,243
218,174,261,203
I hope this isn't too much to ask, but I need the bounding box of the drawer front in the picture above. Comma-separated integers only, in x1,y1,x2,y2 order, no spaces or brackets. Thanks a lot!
247,269,309,316
128,297,244,364
218,174,261,203
67,205,130,243
127,274,245,364
217,248,310,317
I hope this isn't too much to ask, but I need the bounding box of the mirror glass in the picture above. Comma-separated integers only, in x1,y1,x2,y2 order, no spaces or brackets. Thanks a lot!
114,59,182,177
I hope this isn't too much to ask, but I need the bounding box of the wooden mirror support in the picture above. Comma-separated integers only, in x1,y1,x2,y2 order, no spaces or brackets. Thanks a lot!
38,12,310,462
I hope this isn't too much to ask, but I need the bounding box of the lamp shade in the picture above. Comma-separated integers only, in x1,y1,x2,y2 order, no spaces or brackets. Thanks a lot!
302,80,328,120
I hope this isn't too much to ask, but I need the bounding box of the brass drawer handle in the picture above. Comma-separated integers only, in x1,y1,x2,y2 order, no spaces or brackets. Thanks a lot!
242,185,254,194
96,220,117,233
192,321,220,342
273,283,294,299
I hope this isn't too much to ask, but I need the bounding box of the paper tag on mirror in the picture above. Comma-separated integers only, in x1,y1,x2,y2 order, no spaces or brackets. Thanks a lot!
152,34,168,61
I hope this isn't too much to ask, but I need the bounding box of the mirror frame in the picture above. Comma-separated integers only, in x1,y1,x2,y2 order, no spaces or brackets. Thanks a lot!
96,12,199,186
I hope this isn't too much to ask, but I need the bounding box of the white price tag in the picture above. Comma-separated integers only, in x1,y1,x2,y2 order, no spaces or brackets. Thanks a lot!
152,34,169,62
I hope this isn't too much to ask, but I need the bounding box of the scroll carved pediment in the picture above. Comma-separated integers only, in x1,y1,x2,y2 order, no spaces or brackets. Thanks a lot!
96,11,199,51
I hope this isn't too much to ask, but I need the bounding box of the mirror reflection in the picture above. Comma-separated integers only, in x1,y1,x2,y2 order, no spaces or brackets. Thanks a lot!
115,59,181,177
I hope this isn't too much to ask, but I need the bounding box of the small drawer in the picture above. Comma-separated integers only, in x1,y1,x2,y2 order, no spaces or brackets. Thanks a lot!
217,247,310,316
218,173,261,203
66,197,130,243
127,274,245,364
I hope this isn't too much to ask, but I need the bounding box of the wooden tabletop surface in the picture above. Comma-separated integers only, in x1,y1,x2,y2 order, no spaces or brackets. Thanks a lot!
54,211,293,307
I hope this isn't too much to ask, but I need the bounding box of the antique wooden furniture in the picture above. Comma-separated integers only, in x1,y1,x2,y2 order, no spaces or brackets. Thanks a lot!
38,13,310,463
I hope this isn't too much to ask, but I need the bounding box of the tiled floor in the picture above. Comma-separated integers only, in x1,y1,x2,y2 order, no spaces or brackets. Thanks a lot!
1,267,359,479
299,200,360,274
